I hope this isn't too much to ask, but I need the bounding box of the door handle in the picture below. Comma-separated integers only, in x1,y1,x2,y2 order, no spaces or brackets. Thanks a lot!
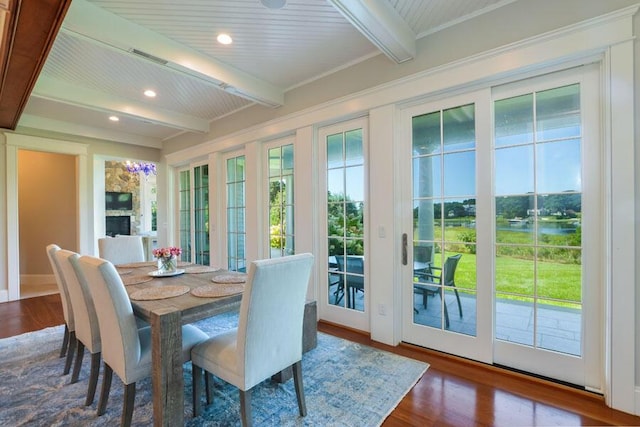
402,233,408,265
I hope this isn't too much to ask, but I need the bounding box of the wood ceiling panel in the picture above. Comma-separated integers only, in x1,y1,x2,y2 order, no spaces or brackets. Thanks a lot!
0,0,71,130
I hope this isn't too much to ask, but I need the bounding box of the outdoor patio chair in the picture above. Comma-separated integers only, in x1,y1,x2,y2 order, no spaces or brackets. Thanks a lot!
413,254,463,328
335,255,364,309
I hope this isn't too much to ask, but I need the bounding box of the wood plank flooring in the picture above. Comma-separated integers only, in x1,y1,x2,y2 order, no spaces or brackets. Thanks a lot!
2,294,640,426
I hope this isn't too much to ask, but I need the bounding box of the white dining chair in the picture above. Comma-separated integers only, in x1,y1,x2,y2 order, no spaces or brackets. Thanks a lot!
77,255,208,427
45,244,76,375
191,253,314,426
55,249,103,406
97,236,146,265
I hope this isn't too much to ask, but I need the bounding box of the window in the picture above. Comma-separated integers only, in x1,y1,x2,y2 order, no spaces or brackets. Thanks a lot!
268,144,294,258
227,155,246,272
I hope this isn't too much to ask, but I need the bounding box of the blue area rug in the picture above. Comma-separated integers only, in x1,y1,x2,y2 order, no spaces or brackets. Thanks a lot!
0,311,428,426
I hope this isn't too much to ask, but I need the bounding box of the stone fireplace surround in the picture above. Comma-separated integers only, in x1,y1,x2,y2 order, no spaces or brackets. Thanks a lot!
105,161,141,235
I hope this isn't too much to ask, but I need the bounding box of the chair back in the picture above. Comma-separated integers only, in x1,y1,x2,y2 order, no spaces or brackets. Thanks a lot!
46,244,74,329
237,253,314,390
443,254,462,287
97,236,145,265
77,255,142,382
55,249,101,353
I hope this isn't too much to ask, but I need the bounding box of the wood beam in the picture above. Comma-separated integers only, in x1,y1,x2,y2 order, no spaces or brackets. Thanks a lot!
0,0,71,130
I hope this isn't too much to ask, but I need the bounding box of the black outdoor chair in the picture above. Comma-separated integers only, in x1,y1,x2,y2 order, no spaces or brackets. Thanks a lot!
413,254,463,328
335,255,365,309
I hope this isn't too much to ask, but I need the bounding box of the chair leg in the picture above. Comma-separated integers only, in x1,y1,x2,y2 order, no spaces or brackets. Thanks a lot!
292,361,307,417
122,383,136,427
97,362,112,416
60,324,69,358
205,372,214,405
453,287,463,317
239,389,252,427
85,352,101,406
63,331,77,375
71,341,85,384
192,364,203,417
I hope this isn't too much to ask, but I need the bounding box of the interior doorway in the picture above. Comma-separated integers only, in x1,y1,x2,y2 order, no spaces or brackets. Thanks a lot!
18,150,78,299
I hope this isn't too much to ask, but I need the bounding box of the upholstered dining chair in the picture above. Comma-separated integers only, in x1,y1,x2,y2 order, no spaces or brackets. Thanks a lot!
54,249,102,406
191,253,314,427
77,255,208,427
97,236,146,265
45,244,76,375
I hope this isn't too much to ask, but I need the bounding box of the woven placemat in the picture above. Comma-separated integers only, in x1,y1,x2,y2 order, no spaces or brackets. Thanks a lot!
117,269,133,276
191,283,244,298
211,274,247,284
116,261,155,268
129,285,190,301
122,275,154,286
185,265,221,274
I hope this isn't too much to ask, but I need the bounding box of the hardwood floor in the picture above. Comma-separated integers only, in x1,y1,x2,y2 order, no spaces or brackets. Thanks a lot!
2,294,640,426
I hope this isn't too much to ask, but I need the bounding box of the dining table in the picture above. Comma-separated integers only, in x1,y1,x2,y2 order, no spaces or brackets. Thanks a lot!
117,261,244,427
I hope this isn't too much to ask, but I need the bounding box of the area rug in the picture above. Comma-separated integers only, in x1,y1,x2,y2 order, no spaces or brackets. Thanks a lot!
0,311,428,426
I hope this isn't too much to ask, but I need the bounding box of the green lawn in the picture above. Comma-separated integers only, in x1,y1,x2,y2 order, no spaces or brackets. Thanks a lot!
422,224,582,308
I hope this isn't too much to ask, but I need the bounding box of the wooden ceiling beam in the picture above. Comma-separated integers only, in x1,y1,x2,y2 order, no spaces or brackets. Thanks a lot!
0,0,71,130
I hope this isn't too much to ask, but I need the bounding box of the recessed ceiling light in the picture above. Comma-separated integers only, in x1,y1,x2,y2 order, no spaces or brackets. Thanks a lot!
109,115,119,122
217,33,233,45
144,89,157,98
260,0,286,9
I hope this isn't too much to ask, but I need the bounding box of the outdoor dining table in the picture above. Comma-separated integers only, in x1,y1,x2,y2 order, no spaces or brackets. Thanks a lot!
119,262,243,427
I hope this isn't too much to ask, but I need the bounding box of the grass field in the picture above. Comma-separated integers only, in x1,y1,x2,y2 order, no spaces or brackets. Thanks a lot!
420,223,582,307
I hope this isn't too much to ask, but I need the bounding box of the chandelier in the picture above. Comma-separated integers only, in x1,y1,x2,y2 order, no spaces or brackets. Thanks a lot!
125,161,157,176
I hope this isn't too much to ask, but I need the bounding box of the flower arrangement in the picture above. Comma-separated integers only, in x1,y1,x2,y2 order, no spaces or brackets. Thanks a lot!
153,247,182,273
153,246,182,259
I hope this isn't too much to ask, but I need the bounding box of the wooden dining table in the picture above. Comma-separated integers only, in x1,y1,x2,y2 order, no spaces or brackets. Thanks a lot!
119,262,243,427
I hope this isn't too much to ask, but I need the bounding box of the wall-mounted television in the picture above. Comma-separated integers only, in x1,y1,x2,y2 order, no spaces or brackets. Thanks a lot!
105,191,133,210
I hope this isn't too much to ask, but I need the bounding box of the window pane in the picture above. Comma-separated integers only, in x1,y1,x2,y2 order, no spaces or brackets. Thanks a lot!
443,104,475,151
536,139,581,193
282,144,294,175
226,158,236,182
495,145,534,195
536,84,580,141
495,195,534,244
345,165,364,202
495,93,533,147
327,133,343,169
414,199,437,242
536,299,581,355
268,147,281,177
327,168,344,200
537,256,581,302
345,129,363,167
443,151,475,197
536,194,581,247
495,248,534,295
413,156,440,199
412,111,441,156
496,294,534,346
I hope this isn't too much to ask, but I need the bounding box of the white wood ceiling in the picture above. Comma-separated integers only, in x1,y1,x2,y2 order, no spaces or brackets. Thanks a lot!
20,0,516,145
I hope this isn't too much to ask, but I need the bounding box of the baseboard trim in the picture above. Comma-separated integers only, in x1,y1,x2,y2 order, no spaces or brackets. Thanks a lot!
0,290,7,302
635,386,640,415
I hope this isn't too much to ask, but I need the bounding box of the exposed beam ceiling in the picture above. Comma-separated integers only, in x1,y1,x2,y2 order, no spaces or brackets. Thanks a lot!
328,0,416,63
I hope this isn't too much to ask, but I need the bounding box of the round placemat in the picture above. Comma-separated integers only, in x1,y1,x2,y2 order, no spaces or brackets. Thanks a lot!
122,275,154,286
191,283,244,298
117,268,133,275
129,285,190,301
185,265,221,274
211,274,247,284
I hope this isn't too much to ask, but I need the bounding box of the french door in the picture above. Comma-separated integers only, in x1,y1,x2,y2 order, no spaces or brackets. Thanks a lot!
401,66,602,389
318,117,369,332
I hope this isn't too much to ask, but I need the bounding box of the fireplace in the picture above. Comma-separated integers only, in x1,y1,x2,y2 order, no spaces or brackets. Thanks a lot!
106,216,131,237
